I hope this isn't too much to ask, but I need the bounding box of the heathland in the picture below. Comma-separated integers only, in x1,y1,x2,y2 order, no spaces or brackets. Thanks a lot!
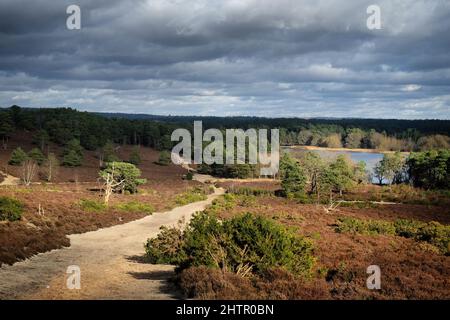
0,105,449,299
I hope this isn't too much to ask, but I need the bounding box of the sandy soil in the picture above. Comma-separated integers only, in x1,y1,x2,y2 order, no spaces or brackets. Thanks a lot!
0,171,20,186
0,186,224,300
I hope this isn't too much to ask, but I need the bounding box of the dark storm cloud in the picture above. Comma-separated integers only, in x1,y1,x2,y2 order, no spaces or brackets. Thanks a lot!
0,0,449,119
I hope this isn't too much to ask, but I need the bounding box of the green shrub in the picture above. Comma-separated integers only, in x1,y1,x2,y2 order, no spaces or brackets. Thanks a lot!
145,212,316,277
78,199,106,212
145,226,186,264
9,147,28,165
394,219,426,238
336,216,450,255
335,217,367,234
0,197,24,221
129,146,141,165
335,217,395,235
416,221,450,255
175,187,207,205
116,201,154,215
156,150,171,166
366,220,396,235
205,193,237,215
229,187,274,197
185,171,194,181
291,191,311,204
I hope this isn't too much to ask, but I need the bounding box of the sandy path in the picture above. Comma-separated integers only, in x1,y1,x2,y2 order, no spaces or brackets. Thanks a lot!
0,187,224,300
0,171,20,186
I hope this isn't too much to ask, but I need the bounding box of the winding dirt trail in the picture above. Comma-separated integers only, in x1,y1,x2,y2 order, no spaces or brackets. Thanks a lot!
0,187,224,300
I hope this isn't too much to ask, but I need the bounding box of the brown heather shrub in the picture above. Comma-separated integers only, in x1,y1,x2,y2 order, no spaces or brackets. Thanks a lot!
179,266,331,300
179,266,259,299
254,268,330,300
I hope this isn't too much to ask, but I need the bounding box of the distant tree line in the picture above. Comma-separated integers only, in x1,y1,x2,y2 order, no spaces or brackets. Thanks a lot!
280,127,450,152
1,106,448,188
1,106,449,155
0,106,183,152
101,111,450,152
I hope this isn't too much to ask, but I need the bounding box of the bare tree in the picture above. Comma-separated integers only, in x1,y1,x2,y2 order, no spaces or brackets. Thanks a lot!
43,153,59,182
21,159,38,186
100,163,125,205
322,198,341,214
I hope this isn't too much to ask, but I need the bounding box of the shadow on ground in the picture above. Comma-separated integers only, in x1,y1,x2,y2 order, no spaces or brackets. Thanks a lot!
126,255,184,299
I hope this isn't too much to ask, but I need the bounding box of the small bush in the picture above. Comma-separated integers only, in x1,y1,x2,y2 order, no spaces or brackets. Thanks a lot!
145,211,316,278
116,201,154,215
206,193,237,215
175,187,207,205
0,197,24,221
185,171,193,180
366,220,396,235
78,199,106,212
394,219,426,238
335,217,367,234
416,221,450,255
129,146,141,165
156,150,171,166
145,226,186,264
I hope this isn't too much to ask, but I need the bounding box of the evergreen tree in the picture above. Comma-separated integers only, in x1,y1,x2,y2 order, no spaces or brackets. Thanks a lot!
63,150,83,167
374,152,404,185
102,141,119,163
329,155,355,195
28,148,45,166
62,139,83,167
129,146,141,165
9,147,28,165
280,153,307,198
32,129,49,151
99,162,146,194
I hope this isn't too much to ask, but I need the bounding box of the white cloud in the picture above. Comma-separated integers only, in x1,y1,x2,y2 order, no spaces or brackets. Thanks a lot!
401,84,422,92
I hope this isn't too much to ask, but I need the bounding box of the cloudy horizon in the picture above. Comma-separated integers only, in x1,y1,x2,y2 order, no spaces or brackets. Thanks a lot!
1,0,449,119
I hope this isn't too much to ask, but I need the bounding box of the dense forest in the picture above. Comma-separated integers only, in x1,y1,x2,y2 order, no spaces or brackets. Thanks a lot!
1,106,449,153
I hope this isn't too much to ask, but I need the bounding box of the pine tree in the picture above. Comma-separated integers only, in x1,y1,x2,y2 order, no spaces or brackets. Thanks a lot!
63,150,82,167
9,147,28,166
280,153,307,198
62,139,83,167
129,146,141,165
28,148,45,166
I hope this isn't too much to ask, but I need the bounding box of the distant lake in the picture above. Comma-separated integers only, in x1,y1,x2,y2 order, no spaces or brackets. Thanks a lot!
282,146,386,183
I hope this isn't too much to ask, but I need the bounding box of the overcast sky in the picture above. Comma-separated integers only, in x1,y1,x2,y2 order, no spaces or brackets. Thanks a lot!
0,0,449,119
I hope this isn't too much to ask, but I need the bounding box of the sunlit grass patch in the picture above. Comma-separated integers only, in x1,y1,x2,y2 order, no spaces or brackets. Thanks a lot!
78,199,106,212
116,201,154,215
